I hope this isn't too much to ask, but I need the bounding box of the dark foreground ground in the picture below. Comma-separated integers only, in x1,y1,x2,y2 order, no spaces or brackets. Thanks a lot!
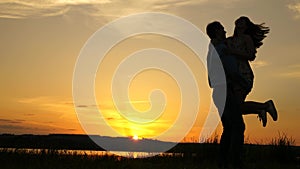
0,134,299,169
0,144,298,169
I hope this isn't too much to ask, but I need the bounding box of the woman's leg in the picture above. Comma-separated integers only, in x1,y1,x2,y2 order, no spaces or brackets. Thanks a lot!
234,89,268,127
241,100,278,127
240,101,267,114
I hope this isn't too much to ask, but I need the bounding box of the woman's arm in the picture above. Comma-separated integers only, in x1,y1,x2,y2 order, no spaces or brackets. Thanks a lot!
243,35,257,61
227,35,256,61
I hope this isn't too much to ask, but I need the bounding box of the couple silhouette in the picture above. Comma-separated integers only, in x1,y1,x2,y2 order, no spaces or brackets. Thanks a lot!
206,16,278,169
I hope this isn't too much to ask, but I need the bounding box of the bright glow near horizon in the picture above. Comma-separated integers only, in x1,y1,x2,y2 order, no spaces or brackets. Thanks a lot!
133,135,139,141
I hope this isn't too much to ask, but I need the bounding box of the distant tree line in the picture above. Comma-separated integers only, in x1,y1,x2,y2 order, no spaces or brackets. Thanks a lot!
0,134,104,150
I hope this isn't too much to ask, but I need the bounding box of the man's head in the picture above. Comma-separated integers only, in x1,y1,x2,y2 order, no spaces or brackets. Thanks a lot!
206,21,226,41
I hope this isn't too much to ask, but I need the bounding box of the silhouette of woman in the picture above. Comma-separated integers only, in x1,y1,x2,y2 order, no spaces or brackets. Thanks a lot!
226,16,278,127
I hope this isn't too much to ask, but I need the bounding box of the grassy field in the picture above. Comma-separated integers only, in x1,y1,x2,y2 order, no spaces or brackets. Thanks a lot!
0,144,298,169
0,133,298,169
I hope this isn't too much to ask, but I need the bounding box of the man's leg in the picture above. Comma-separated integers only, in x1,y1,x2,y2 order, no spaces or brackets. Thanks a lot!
227,87,246,168
219,114,231,169
213,86,231,169
230,94,246,169
231,119,245,169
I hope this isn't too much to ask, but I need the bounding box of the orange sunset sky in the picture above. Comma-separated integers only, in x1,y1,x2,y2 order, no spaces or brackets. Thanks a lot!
0,0,299,145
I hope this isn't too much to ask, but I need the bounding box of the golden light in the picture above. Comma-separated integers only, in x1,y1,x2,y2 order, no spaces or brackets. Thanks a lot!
95,34,207,141
132,135,139,141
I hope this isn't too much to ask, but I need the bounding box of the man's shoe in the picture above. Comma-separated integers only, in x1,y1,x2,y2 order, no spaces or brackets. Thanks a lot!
265,100,278,121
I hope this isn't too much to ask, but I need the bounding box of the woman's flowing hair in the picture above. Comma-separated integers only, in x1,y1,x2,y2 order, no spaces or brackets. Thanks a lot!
235,16,270,49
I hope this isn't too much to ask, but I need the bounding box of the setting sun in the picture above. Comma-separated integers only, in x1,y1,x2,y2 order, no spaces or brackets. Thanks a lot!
132,135,139,141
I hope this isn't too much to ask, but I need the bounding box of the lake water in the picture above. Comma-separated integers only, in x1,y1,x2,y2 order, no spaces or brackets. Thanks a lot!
0,148,182,158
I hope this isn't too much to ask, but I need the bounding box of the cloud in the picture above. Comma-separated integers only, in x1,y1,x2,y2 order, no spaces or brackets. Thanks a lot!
0,118,42,133
5,97,83,134
151,0,241,10
17,96,75,120
77,105,89,108
151,0,207,10
287,2,300,19
0,124,28,130
24,113,36,116
279,71,300,78
0,118,24,124
288,64,300,68
0,0,111,19
0,123,77,134
17,96,72,109
18,96,51,104
54,0,112,5
0,0,242,19
251,60,269,68
0,1,67,19
276,64,300,78
0,115,83,134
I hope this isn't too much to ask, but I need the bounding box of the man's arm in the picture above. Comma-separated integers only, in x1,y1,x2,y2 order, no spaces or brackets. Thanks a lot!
226,36,256,61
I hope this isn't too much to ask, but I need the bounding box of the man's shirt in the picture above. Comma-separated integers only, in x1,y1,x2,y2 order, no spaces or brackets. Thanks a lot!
207,41,249,90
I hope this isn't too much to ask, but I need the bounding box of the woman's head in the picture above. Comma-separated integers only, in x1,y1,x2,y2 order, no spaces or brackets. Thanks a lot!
234,16,250,33
234,16,270,48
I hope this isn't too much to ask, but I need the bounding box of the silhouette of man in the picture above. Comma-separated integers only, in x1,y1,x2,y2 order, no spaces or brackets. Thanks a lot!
206,21,245,169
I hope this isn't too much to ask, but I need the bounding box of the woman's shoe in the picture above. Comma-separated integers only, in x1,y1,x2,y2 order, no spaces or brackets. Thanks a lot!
258,110,267,127
265,100,278,121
